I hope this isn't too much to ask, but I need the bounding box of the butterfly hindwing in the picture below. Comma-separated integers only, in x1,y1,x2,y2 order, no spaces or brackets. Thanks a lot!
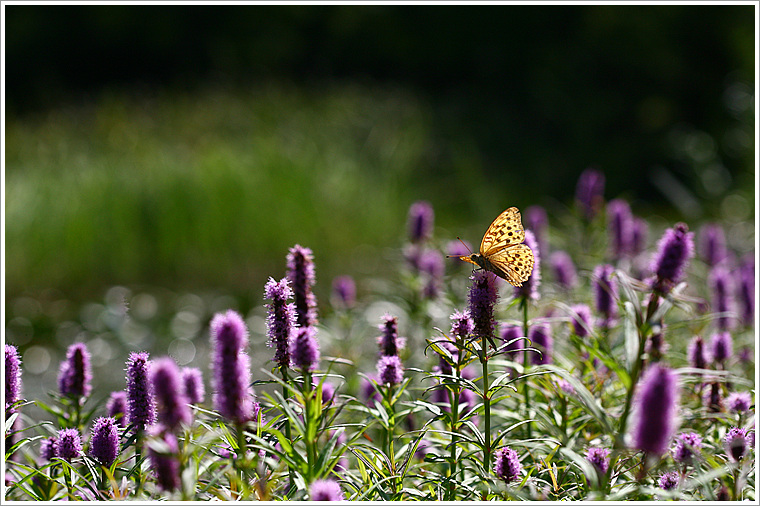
479,207,526,257
487,243,534,286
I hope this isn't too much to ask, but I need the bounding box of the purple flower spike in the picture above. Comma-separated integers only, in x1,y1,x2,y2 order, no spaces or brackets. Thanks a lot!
575,168,605,220
89,417,119,466
468,270,499,348
703,382,723,412
549,251,578,290
151,357,192,431
5,345,22,415
698,223,728,267
556,379,575,395
378,314,405,356
710,266,734,331
658,471,679,491
287,244,319,328
650,223,695,294
148,427,180,491
56,428,82,461
57,342,92,400
408,200,434,243
631,217,649,256
319,381,335,405
331,275,356,309
500,323,524,359
514,230,541,301
529,323,553,365
290,326,320,372
126,351,156,431
361,374,381,403
494,447,522,483
687,336,707,370
210,310,255,424
593,264,618,328
630,364,679,456
569,304,593,338
106,391,128,427
450,310,474,341
736,256,754,327
726,391,752,413
607,199,634,260
709,331,733,365
310,478,346,501
420,249,445,299
40,437,58,461
525,205,548,257
264,277,297,370
672,432,702,465
377,355,404,385
724,427,749,462
585,447,611,474
181,367,205,405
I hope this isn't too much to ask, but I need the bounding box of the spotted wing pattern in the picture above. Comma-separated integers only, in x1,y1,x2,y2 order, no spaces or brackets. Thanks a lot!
486,243,534,286
479,207,526,257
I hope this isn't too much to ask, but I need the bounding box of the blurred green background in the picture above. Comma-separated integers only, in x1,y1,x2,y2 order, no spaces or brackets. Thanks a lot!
4,4,755,326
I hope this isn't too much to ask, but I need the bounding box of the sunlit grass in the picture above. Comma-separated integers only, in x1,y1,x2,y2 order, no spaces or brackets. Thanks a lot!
5,83,501,302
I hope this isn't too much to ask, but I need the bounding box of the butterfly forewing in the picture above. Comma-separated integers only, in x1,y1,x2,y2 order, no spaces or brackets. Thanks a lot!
479,207,526,257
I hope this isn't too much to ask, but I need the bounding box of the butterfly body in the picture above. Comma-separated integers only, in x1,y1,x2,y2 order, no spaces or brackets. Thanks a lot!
457,207,535,287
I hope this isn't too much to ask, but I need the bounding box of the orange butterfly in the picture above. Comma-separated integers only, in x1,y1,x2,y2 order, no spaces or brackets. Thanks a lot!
455,207,535,287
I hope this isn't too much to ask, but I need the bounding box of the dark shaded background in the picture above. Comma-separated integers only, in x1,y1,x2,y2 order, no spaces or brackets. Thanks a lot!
6,4,755,204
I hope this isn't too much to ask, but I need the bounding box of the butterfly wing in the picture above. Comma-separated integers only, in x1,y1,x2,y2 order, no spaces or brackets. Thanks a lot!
485,243,535,287
479,207,526,257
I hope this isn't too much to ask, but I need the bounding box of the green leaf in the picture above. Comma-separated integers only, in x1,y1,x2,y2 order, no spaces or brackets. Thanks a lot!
536,364,612,434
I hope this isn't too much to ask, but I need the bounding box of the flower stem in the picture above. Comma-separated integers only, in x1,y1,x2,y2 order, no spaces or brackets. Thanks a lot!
616,294,659,448
280,366,295,495
303,369,317,484
447,336,464,501
480,338,492,476
522,298,532,440
134,429,144,497
384,383,400,499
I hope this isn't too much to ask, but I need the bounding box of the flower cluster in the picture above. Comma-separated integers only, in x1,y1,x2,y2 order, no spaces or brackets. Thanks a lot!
264,276,297,370
126,351,156,431
287,244,318,328
210,310,256,424
494,446,522,483
57,342,92,401
376,314,404,386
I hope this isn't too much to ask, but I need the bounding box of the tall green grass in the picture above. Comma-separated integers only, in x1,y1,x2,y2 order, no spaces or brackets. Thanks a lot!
5,83,506,304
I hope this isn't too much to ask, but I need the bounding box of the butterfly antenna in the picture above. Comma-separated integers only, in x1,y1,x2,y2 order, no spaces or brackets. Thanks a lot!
445,236,473,258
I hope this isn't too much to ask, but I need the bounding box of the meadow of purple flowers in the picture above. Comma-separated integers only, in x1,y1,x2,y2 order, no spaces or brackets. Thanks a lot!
3,168,756,501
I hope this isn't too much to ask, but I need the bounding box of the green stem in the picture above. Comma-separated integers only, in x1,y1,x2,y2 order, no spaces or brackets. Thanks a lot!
236,422,247,461
447,338,463,501
280,367,295,495
384,383,400,499
134,429,144,497
99,467,106,494
732,463,740,500
522,298,532,440
64,463,73,499
480,338,491,476
616,294,660,448
303,369,317,484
